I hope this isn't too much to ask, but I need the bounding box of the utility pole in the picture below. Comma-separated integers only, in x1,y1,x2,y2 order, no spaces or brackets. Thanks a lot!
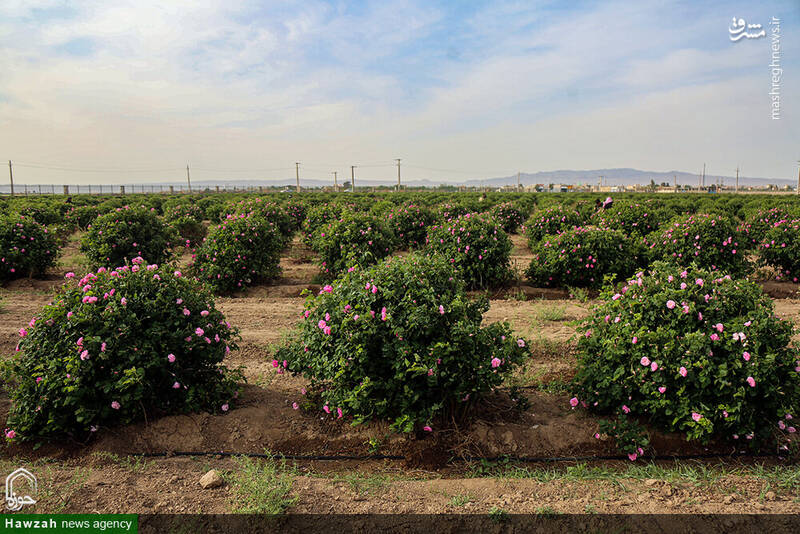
332,171,338,191
351,165,356,193
674,174,677,192
701,163,705,190
797,159,800,195
8,160,13,196
295,162,300,193
395,158,401,191
735,166,739,193
186,164,191,193
517,171,521,192
797,160,800,195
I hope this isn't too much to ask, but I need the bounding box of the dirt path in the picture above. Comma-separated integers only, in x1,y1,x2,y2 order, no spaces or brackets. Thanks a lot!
6,454,800,515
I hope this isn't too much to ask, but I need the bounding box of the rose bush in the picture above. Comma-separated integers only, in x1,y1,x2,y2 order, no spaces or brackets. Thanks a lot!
191,213,284,292
425,214,513,289
301,203,344,245
2,262,242,442
274,255,529,432
197,197,227,222
309,211,397,277
525,226,646,288
524,205,582,247
225,198,294,244
590,200,674,237
759,219,800,282
81,206,177,267
571,262,800,454
739,206,800,250
283,199,307,232
16,202,64,226
163,203,206,245
490,202,527,234
0,214,60,281
386,202,437,249
437,203,471,221
644,213,749,276
64,205,104,231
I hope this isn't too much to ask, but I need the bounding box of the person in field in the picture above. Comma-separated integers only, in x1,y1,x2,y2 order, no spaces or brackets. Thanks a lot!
594,197,613,215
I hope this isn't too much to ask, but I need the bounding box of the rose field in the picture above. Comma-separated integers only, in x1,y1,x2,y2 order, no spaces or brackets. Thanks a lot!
3,191,800,518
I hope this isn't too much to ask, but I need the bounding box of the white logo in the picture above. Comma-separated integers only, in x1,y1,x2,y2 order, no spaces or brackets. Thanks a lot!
729,17,765,41
5,468,37,511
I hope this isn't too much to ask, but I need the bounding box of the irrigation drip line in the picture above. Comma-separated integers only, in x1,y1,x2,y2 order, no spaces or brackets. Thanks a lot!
461,452,780,463
125,450,780,463
134,452,405,461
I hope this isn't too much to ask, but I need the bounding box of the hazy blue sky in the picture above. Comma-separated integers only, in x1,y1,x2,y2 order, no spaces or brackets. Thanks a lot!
0,0,797,184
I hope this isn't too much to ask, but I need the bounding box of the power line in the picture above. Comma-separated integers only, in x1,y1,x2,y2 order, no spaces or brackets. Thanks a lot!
11,161,297,174
13,162,184,173
190,166,295,173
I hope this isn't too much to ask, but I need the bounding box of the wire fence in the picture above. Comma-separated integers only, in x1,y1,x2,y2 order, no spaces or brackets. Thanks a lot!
0,183,300,196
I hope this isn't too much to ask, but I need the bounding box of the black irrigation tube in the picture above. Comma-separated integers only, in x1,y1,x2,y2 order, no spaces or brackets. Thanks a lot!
461,452,780,463
132,451,405,461
125,450,780,463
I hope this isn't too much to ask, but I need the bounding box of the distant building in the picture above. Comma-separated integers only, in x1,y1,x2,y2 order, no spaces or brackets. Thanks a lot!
592,185,628,193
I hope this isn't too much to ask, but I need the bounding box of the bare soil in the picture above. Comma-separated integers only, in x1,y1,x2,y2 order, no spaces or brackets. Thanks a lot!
8,454,800,515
